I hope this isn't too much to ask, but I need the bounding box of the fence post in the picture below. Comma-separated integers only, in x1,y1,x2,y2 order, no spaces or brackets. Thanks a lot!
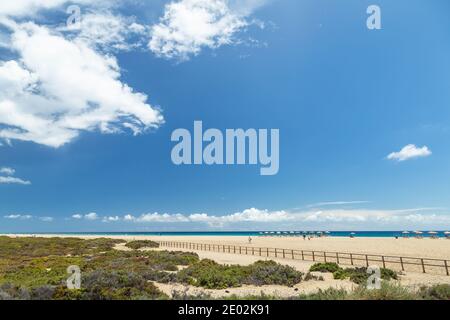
400,257,404,271
275,249,277,258
382,256,386,269
260,248,262,256
366,255,369,267
301,250,304,261
291,250,294,259
350,253,354,265
324,252,327,263
445,260,449,276
283,249,285,259
252,248,255,255
267,248,269,257
421,259,426,273
336,252,339,264
312,251,315,262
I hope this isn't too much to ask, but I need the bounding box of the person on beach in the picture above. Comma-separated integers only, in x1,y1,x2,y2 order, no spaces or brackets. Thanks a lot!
248,236,252,244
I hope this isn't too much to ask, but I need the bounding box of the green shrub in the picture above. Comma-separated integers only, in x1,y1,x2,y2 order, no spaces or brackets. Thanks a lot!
310,263,341,273
178,259,303,289
298,288,348,300
333,269,347,280
304,272,324,281
245,261,303,287
352,282,416,300
381,268,398,280
418,284,450,300
125,240,160,250
331,266,397,284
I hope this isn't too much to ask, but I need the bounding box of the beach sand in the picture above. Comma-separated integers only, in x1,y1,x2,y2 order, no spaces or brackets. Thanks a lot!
3,234,449,298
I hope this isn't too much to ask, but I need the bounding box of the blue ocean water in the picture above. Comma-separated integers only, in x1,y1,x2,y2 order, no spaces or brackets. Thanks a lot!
27,231,450,238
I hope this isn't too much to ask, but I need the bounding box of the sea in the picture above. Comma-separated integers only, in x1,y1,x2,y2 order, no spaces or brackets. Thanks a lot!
22,231,450,238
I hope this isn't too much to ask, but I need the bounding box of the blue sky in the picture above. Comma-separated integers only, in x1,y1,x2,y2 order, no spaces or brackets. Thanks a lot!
1,0,450,232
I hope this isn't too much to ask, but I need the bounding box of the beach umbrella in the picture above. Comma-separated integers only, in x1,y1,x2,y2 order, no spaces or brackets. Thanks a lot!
428,231,437,234
402,231,409,234
444,231,450,235
414,231,423,234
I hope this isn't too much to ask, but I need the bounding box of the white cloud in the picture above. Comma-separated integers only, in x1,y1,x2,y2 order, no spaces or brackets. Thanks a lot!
0,167,15,175
0,0,108,18
0,176,31,185
102,215,120,222
0,21,163,147
39,216,54,222
84,212,98,220
67,12,148,52
387,144,432,162
72,212,98,220
149,0,266,60
126,212,190,223
0,167,31,185
4,214,32,219
100,207,449,226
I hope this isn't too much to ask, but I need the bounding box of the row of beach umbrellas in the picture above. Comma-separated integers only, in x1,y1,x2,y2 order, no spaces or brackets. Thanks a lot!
402,231,450,237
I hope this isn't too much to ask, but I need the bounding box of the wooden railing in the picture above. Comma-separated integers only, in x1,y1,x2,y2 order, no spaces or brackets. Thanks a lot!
157,241,450,276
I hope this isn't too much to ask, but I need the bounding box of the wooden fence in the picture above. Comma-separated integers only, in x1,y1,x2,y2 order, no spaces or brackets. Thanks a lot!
157,241,450,276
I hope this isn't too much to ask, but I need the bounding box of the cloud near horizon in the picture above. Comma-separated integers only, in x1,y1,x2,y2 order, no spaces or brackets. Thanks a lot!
87,206,450,229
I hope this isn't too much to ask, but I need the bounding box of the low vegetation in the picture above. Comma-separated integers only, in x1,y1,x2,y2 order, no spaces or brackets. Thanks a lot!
0,237,447,300
177,259,304,289
309,263,398,284
125,240,160,250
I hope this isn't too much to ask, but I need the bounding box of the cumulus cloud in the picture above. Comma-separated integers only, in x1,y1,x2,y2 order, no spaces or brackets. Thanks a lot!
102,215,120,222
125,212,190,223
84,212,99,220
0,167,15,175
0,20,163,148
39,216,54,222
149,0,266,60
72,212,98,220
0,0,114,18
0,166,31,185
85,206,450,229
66,12,148,52
387,144,432,162
4,214,32,219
